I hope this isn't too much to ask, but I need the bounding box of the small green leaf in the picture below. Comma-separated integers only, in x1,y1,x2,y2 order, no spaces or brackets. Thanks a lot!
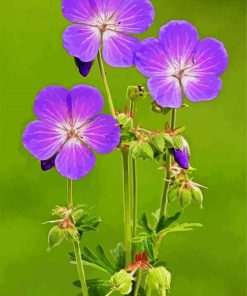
179,189,192,208
156,212,181,233
47,226,64,250
95,245,115,274
139,213,154,234
110,243,125,271
151,135,165,152
192,187,203,208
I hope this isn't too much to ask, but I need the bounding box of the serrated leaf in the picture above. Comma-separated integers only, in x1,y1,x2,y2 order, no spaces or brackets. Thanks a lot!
151,135,165,152
139,213,154,234
159,222,203,237
156,212,181,233
110,243,125,271
95,245,115,274
47,226,64,250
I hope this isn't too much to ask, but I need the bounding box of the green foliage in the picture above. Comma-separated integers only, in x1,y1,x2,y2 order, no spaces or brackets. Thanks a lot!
110,243,125,272
73,279,111,296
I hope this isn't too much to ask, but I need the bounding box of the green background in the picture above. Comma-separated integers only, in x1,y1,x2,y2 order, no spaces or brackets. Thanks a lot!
0,0,246,295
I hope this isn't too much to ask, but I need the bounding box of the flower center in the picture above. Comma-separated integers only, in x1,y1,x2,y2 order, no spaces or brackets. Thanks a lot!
67,129,77,139
95,12,121,33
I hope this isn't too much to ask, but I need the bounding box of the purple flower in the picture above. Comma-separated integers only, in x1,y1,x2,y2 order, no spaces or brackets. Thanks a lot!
170,139,190,169
62,0,154,67
23,85,120,180
74,57,93,77
135,20,228,108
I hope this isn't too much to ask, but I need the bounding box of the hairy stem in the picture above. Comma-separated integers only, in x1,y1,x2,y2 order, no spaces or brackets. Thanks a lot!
122,150,132,267
97,48,115,117
159,108,176,220
67,179,88,296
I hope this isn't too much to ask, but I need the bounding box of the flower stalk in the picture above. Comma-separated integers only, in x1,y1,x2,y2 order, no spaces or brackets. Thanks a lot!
133,268,142,296
97,48,116,117
67,179,88,296
122,150,132,267
159,108,176,220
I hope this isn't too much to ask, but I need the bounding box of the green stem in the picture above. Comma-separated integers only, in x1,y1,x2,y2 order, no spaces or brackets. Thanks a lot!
133,269,142,296
146,286,151,296
159,108,176,220
129,100,137,238
97,48,115,117
67,179,88,296
122,150,132,267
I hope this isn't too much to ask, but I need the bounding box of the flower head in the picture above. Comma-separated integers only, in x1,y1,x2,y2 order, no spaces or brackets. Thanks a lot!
62,0,155,67
170,138,190,169
23,85,120,180
135,20,228,107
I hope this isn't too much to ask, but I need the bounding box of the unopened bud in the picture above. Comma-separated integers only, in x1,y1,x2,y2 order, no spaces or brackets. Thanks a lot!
171,139,189,169
179,188,192,208
111,270,134,295
146,267,171,292
191,186,203,208
126,85,146,102
168,186,180,203
74,57,93,77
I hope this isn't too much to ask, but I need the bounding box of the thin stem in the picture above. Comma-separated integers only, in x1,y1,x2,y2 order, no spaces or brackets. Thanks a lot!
159,108,176,220
67,179,88,296
122,150,132,267
146,286,151,296
133,269,142,296
130,100,137,238
97,48,115,117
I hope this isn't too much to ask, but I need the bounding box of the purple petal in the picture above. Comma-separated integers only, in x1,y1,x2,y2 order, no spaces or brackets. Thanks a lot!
159,20,199,67
103,31,140,67
62,0,94,23
22,121,66,160
116,0,155,34
135,38,171,77
81,114,120,154
74,57,93,77
55,139,96,180
148,77,182,108
41,154,57,171
34,86,69,126
171,147,189,170
192,38,228,76
63,24,100,62
182,75,222,102
69,85,104,123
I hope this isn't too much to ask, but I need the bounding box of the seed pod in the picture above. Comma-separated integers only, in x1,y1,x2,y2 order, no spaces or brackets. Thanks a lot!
192,186,203,208
168,186,180,203
179,188,192,208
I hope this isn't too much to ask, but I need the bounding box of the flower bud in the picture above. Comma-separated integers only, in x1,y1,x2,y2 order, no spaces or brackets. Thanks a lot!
168,186,180,203
150,135,165,152
151,101,171,114
191,186,203,208
47,226,64,251
171,139,189,169
179,188,192,208
41,154,57,171
74,57,93,77
111,270,134,295
126,85,146,102
146,267,171,292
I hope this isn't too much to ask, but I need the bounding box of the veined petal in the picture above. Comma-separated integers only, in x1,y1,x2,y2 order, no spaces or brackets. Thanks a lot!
62,0,95,23
80,114,120,154
148,76,182,108
159,20,199,68
63,24,101,62
55,139,96,180
135,38,171,77
115,0,154,34
34,86,69,126
191,38,228,76
103,31,140,67
22,121,66,161
69,85,104,125
182,74,223,102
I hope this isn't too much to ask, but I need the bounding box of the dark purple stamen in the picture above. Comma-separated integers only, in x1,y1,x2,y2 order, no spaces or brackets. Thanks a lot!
74,57,93,77
170,147,189,169
41,154,57,171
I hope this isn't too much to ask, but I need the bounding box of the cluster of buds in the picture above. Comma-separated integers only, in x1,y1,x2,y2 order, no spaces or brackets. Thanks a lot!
168,179,205,209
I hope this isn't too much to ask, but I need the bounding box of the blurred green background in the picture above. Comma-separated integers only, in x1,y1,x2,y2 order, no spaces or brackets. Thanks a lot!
0,0,246,295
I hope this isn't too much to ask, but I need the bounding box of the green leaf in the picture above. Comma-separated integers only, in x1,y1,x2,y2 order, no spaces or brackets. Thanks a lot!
179,189,192,208
159,222,203,237
74,208,101,234
139,213,154,234
47,226,64,251
110,243,125,271
156,212,181,233
95,245,115,274
151,135,165,152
